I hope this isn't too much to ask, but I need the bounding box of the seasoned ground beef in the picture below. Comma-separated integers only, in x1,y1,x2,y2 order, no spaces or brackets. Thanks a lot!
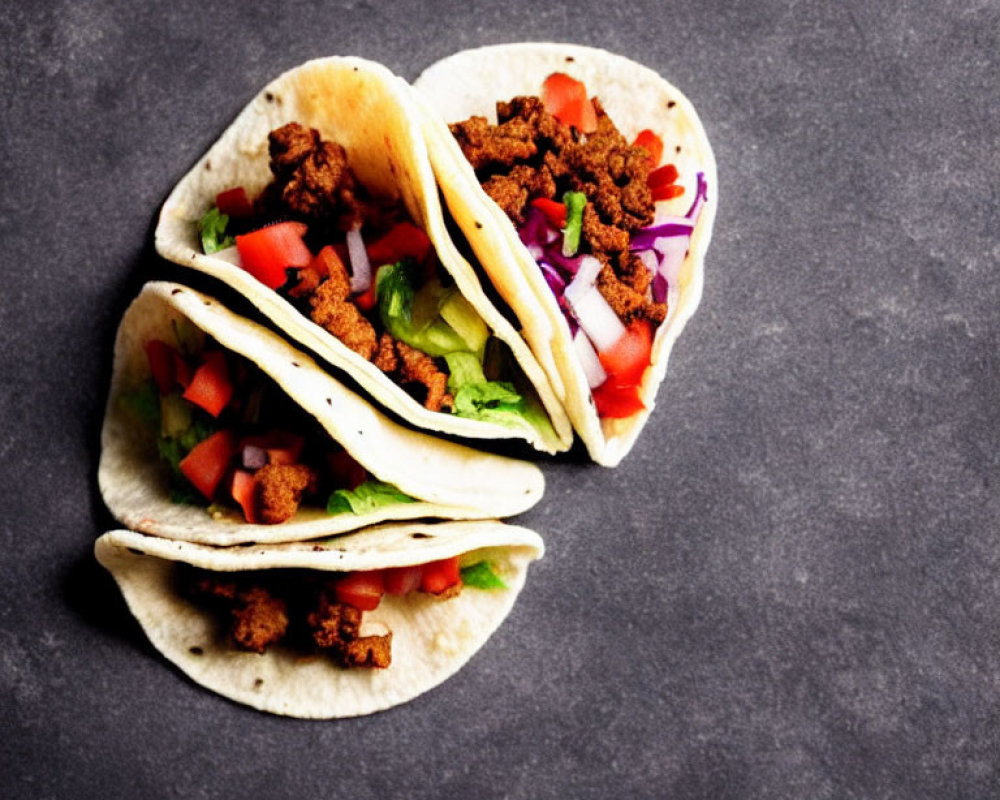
396,341,453,412
230,586,289,654
451,94,662,326
341,634,392,669
309,277,378,360
267,122,364,230
307,590,362,649
255,463,318,525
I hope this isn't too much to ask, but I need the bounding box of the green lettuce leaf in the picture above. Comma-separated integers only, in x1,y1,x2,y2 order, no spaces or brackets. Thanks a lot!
199,206,234,254
460,561,507,590
327,480,416,516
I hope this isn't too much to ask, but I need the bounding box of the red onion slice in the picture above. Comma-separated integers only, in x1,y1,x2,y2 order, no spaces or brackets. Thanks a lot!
346,224,371,294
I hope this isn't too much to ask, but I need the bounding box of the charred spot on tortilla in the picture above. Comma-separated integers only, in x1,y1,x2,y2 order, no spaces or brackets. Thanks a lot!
565,56,574,62
189,646,204,656
254,678,264,689
475,221,483,229
127,548,145,556
410,532,431,539
265,92,274,102
205,161,211,171
291,361,301,368
312,545,325,552
667,100,676,109
171,288,183,296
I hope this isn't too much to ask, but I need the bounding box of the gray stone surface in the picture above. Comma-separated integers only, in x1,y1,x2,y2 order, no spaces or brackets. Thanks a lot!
2,1,997,798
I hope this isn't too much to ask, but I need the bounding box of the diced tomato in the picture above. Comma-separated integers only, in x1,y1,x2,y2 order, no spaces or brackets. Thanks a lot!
230,469,259,524
420,557,461,595
382,565,423,596
530,197,567,229
355,283,378,311
633,130,664,167
182,350,233,417
366,222,433,269
598,319,652,386
326,449,367,490
309,245,344,279
172,351,193,388
335,570,384,611
235,222,312,289
652,184,685,201
179,430,238,500
542,73,597,134
239,430,304,466
592,381,646,419
215,187,254,218
648,164,679,190
144,339,177,395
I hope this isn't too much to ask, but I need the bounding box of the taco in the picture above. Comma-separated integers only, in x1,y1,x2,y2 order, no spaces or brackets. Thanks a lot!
413,43,717,466
95,520,543,717
155,56,572,455
99,281,544,546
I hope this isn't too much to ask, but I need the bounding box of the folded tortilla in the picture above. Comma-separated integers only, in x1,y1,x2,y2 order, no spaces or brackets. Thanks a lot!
154,55,572,454
99,281,545,546
413,43,717,466
95,521,543,718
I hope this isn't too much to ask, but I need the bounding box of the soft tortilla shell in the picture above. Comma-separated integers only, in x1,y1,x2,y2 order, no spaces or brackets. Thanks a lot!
95,522,543,718
155,55,571,454
414,43,717,465
99,281,544,546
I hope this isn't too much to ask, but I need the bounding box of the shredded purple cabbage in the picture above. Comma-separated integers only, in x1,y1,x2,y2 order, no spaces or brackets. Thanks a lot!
516,171,708,325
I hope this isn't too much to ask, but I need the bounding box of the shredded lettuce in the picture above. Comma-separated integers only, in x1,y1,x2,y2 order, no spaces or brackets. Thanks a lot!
460,561,507,590
326,480,416,516
376,261,468,356
199,206,234,254
561,191,586,256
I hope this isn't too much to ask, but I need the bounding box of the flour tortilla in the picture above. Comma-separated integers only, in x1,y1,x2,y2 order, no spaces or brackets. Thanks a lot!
99,281,544,546
96,522,543,718
155,55,571,454
413,43,717,466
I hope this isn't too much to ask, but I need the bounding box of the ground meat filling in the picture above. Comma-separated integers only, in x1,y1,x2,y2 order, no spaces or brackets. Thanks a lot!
266,122,364,230
259,122,455,413
450,96,666,326
254,463,318,525
181,569,392,669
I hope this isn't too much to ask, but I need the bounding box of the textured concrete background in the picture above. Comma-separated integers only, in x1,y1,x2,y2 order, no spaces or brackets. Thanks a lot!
2,1,998,798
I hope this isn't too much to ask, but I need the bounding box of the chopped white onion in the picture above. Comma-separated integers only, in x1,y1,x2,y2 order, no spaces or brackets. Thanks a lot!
527,243,545,261
346,224,371,294
574,329,607,388
654,236,689,287
563,255,603,306
568,286,626,353
636,249,659,274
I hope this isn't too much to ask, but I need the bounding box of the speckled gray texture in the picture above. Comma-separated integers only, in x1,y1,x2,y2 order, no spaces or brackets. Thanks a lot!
2,1,998,798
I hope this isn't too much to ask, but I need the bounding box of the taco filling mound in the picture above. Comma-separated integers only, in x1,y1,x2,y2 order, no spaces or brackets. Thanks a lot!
447,75,707,421
176,551,504,668
120,309,413,526
203,122,535,421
